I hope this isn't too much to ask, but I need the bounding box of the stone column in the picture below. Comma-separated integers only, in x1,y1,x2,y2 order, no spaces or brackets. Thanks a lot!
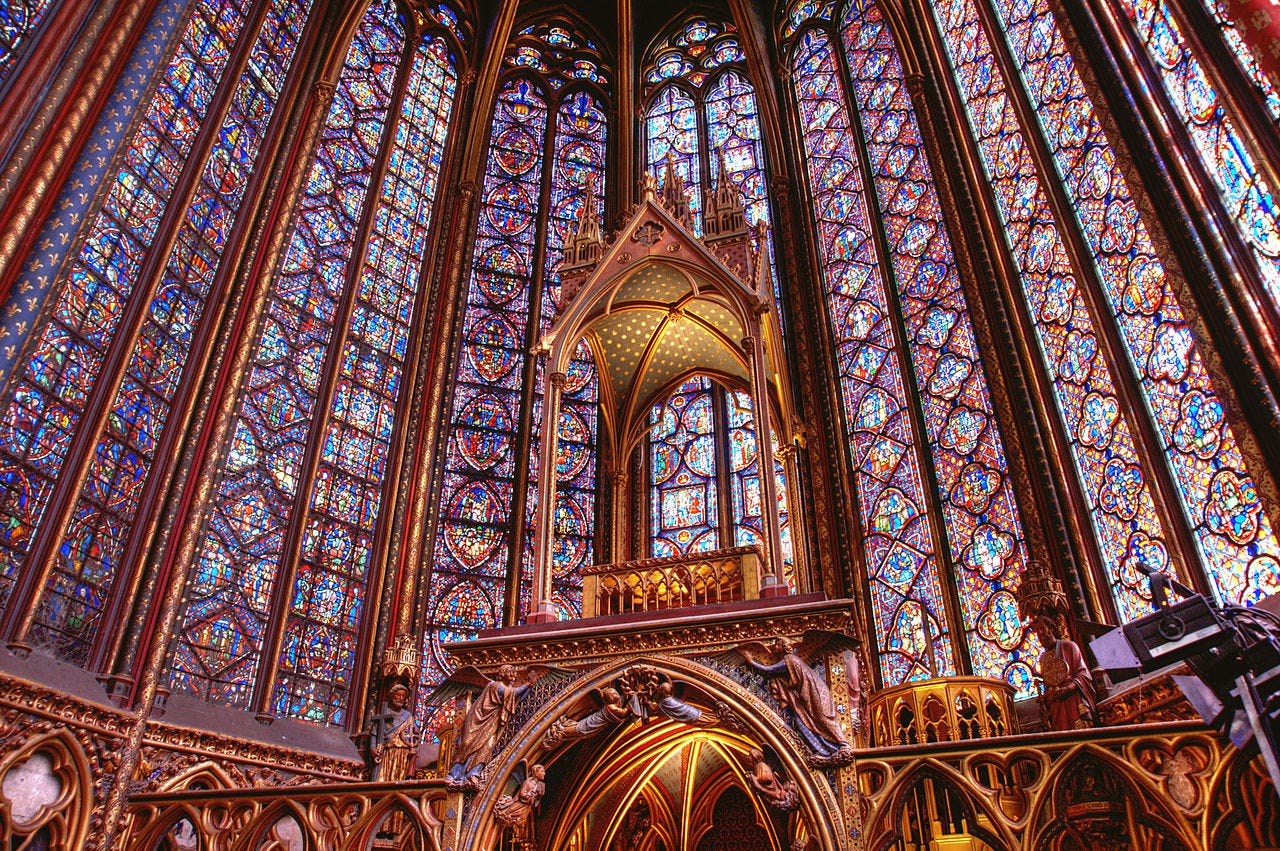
528,370,567,622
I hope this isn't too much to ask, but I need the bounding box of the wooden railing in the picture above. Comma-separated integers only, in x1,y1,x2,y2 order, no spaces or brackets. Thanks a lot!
868,676,1017,746
581,546,761,617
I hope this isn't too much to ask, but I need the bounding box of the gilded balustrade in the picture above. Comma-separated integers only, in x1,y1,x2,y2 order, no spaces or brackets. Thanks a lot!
581,545,761,617
123,779,453,850
868,677,1018,746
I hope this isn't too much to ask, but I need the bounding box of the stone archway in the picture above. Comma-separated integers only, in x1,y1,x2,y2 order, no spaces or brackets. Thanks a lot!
454,655,847,851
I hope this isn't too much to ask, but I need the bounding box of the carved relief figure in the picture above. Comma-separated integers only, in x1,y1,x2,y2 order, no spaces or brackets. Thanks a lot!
495,761,546,835
1032,615,1096,731
745,747,799,810
609,799,652,851
546,686,631,746
618,665,718,726
426,664,558,789
726,632,858,765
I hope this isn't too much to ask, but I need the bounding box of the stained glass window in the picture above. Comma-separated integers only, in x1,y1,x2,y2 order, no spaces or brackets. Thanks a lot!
170,1,462,720
1198,0,1280,123
645,379,795,585
642,18,782,317
272,33,459,723
421,21,609,707
650,378,720,557
423,80,545,695
519,90,607,620
0,0,312,657
789,27,957,686
646,86,702,230
0,0,57,86
1115,0,1280,309
980,0,1280,605
839,2,1034,691
929,0,1170,622
726,390,793,576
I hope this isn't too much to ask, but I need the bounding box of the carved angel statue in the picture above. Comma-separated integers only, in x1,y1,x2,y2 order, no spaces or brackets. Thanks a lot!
618,665,719,726
495,760,546,833
745,747,800,810
719,631,859,765
425,663,563,789
546,686,631,747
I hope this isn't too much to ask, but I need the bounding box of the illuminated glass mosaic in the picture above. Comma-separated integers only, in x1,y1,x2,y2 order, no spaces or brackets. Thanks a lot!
1199,1,1280,122
170,1,462,716
0,0,310,656
727,389,794,580
646,85,702,230
650,378,720,557
0,0,56,86
421,21,609,707
838,2,1034,691
519,91,607,620
929,0,1169,621
790,27,957,686
984,0,1280,605
272,33,459,724
642,18,781,315
1117,0,1280,308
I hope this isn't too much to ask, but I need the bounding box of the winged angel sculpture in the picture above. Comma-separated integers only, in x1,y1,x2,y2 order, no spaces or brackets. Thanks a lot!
425,663,566,790
715,631,861,767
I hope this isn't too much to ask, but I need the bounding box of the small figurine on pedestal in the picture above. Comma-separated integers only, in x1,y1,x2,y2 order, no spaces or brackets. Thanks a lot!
370,635,420,781
371,682,416,781
1032,615,1096,731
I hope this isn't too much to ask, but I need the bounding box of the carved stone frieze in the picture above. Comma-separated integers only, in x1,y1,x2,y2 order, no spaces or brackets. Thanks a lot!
445,602,857,670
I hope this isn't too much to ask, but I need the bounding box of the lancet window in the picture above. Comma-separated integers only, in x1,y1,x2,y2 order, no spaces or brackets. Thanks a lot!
927,0,1280,609
1111,0,1280,310
647,377,793,570
0,0,320,670
642,16,783,319
0,0,57,86
422,19,608,698
786,2,1035,691
167,0,464,724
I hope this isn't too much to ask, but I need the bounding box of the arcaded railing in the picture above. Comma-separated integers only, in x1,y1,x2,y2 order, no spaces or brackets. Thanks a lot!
125,779,451,850
581,546,761,617
868,676,1017,746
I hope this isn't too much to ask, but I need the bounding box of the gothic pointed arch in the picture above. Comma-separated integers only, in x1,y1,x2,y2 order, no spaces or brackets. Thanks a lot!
455,654,844,851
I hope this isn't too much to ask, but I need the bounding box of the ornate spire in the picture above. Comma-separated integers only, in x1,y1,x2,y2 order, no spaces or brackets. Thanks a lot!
557,180,605,308
659,150,693,227
703,150,753,283
711,150,743,216
572,177,601,245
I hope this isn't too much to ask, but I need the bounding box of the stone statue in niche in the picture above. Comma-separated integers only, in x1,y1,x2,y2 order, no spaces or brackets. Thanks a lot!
370,681,415,781
494,760,546,837
1031,615,1096,731
719,631,859,767
745,747,800,811
425,663,562,791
